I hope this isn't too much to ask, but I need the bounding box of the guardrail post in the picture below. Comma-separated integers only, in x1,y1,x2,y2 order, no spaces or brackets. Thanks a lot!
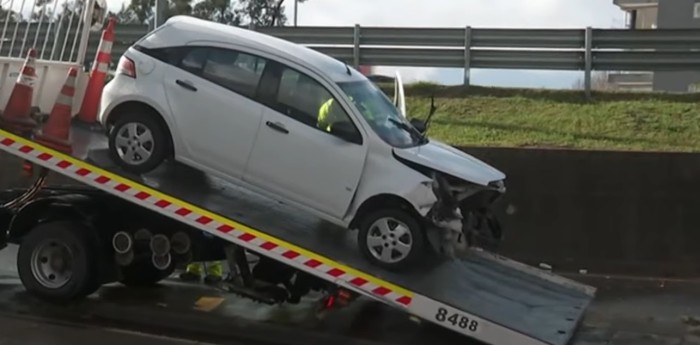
464,26,472,87
584,26,592,99
353,24,361,68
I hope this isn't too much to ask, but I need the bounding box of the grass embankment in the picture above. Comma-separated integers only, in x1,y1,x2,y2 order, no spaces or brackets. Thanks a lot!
386,82,700,152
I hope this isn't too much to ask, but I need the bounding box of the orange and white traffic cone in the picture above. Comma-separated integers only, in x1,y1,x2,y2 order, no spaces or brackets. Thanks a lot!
0,48,38,137
74,16,115,130
33,68,78,154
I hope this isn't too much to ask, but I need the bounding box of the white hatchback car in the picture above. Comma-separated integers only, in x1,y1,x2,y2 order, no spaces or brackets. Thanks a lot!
99,16,507,271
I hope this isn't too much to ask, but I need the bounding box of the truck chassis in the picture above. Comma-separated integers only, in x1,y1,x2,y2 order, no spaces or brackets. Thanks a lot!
0,172,351,308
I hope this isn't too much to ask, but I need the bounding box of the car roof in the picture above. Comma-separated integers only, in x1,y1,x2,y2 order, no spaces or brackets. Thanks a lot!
142,15,366,84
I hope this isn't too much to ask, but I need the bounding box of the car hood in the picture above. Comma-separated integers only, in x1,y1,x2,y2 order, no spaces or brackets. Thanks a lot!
393,139,506,186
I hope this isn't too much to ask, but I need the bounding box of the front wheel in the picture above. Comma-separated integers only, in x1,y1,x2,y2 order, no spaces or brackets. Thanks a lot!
357,209,426,271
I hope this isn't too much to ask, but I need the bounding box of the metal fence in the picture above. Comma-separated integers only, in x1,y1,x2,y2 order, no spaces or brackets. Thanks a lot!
0,22,147,65
8,21,700,96
249,25,700,96
0,0,101,64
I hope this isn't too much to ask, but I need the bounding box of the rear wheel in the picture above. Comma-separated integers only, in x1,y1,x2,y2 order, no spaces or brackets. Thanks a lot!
108,112,170,174
357,208,425,271
17,221,98,302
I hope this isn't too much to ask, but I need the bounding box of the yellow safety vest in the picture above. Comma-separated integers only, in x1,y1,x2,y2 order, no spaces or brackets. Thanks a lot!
318,97,374,132
318,98,338,132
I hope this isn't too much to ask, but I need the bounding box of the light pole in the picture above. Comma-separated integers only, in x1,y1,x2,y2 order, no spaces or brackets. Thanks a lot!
294,0,298,26
155,0,166,28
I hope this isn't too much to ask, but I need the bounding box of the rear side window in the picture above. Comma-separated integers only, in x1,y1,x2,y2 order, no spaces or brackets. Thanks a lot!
180,48,207,73
141,45,269,99
199,48,267,98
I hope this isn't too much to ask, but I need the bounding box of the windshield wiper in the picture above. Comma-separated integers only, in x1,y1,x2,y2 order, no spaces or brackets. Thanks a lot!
388,118,428,145
421,95,438,141
388,118,412,132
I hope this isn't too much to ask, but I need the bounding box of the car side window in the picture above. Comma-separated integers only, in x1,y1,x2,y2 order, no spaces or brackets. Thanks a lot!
180,48,207,73
201,48,267,98
275,67,358,136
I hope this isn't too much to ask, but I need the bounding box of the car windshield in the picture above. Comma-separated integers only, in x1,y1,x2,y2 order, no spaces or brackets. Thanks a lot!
337,80,424,148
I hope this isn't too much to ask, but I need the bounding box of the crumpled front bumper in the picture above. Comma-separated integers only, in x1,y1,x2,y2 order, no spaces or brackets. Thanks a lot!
423,172,506,256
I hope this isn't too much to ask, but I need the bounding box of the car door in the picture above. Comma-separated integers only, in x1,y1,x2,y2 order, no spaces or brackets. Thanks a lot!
161,45,268,179
243,62,368,220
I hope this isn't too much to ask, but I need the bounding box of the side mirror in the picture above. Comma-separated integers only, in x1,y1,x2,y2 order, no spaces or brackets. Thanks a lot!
330,122,362,144
410,118,426,134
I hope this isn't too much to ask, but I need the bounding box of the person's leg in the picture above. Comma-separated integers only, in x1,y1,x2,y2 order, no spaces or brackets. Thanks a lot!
179,262,203,281
203,261,223,285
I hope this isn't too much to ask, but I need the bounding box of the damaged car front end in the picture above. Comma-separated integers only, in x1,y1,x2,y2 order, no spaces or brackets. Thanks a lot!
426,171,506,257
389,90,508,259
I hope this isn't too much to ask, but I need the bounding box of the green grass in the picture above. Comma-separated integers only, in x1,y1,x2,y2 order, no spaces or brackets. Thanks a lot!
385,83,700,152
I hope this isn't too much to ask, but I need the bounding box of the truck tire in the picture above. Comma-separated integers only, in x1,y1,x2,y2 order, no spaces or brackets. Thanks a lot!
120,260,175,287
17,220,97,302
357,208,425,271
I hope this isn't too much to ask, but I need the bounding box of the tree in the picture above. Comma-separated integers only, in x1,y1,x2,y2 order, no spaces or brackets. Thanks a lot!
193,0,239,24
236,0,308,27
122,0,310,27
128,0,155,23
114,3,140,24
167,0,194,17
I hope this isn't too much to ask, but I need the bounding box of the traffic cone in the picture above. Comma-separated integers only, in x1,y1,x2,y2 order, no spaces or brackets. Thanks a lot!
74,16,115,130
33,68,78,154
0,48,38,137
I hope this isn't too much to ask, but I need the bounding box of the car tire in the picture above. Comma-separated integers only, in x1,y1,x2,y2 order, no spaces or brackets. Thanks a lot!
108,113,170,174
17,221,98,302
357,208,425,272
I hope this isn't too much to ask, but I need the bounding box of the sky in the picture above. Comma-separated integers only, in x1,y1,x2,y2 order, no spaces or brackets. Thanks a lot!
101,0,626,89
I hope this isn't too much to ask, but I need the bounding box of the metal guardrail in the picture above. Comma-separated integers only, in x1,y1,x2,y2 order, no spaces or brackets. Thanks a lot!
5,22,699,96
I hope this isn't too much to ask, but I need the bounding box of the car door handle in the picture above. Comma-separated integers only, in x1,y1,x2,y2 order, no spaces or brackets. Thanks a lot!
175,79,197,92
265,121,289,134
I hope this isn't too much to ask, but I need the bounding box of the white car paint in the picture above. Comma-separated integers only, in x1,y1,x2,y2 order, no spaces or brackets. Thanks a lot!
98,16,506,268
393,140,506,187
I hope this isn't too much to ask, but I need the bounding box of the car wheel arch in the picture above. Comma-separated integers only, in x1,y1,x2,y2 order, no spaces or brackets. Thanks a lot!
349,194,425,231
105,101,176,158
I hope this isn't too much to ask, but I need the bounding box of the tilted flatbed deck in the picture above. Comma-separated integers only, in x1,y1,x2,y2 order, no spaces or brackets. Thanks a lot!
0,125,596,345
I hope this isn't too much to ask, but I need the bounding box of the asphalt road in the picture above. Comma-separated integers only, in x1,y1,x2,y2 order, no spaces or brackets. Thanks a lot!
0,313,222,345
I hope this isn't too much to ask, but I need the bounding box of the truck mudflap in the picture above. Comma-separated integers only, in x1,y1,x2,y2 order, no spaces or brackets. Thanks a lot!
0,126,595,345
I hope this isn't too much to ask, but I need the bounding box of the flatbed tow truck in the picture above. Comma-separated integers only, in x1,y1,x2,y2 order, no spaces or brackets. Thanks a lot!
0,4,596,343
0,122,596,345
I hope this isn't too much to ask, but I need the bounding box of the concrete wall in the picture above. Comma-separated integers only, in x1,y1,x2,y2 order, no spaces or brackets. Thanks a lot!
3,147,700,278
653,0,700,92
463,146,700,278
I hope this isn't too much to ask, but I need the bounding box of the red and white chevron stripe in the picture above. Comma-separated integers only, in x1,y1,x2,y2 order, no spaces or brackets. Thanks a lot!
0,133,413,307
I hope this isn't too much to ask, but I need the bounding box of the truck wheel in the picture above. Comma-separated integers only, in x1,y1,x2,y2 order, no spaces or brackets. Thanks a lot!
120,260,175,287
17,221,97,302
357,208,425,271
108,113,170,174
